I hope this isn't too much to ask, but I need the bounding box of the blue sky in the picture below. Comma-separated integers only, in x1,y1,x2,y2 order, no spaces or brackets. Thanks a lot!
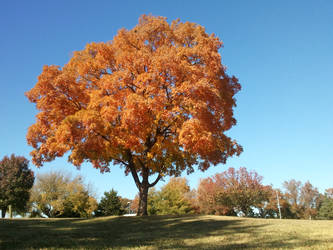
1,0,332,199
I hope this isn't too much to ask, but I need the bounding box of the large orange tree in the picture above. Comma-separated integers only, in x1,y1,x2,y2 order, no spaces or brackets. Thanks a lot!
26,15,242,216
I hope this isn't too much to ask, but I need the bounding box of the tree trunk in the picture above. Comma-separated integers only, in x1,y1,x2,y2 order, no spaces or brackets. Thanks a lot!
127,153,162,216
137,184,149,216
1,206,7,218
137,166,149,216
9,205,12,218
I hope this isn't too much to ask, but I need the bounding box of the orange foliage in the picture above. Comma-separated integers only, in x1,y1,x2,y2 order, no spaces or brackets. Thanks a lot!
197,177,233,215
198,167,270,216
26,15,242,215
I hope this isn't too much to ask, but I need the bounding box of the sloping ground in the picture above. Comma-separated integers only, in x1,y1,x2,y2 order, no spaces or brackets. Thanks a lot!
0,215,332,249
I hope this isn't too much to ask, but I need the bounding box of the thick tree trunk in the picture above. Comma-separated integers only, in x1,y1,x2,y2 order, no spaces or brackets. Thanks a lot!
1,206,7,218
137,166,149,216
137,184,149,216
127,152,162,216
135,171,162,216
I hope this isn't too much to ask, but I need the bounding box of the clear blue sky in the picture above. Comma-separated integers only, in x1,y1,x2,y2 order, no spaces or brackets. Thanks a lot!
1,0,332,199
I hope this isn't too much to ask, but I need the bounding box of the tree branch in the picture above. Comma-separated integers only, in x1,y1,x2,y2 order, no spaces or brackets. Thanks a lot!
149,173,162,188
137,157,145,169
127,150,141,189
126,39,140,51
93,130,111,143
113,158,128,166
93,130,129,168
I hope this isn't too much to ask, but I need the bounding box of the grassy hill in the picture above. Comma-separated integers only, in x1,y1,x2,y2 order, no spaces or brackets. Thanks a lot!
1,215,332,249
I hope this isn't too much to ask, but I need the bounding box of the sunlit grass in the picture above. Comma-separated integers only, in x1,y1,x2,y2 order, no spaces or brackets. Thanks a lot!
1,215,332,249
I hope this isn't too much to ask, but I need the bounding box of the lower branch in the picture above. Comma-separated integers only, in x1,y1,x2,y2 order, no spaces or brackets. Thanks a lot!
149,173,162,187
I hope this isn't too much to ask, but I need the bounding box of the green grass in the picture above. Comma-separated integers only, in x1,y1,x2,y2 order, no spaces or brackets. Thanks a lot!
1,215,332,249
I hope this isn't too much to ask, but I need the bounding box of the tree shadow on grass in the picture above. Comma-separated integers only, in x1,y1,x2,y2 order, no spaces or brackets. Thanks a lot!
0,216,332,249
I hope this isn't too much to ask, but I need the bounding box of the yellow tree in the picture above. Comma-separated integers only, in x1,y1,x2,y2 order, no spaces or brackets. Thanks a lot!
29,172,97,218
154,177,195,215
26,15,242,216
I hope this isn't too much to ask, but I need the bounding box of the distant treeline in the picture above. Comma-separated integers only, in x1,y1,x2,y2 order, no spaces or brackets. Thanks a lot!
130,167,333,220
1,155,332,219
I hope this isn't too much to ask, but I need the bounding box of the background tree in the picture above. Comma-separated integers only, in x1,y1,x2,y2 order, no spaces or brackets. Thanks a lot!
26,15,242,216
256,187,294,219
64,179,98,217
283,179,303,218
132,179,195,215
147,187,161,215
119,197,133,214
197,176,234,215
95,189,124,216
318,188,333,220
30,172,97,218
0,155,34,218
300,181,320,219
255,186,276,218
283,179,321,219
318,198,333,219
30,172,69,217
152,177,195,215
214,167,270,217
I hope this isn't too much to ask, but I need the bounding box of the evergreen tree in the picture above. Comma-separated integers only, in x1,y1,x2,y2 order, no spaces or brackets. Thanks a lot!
318,198,333,219
96,189,124,216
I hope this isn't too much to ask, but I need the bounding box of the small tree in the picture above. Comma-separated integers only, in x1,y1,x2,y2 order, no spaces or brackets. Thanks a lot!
30,172,97,218
283,180,321,219
214,167,270,216
300,181,320,219
318,188,333,220
63,179,98,217
153,178,194,215
0,155,35,218
147,188,161,215
132,178,196,215
95,189,124,216
283,179,302,218
197,176,235,215
318,198,333,219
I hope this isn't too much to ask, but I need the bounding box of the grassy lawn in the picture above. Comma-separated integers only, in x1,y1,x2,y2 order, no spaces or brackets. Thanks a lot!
1,215,332,249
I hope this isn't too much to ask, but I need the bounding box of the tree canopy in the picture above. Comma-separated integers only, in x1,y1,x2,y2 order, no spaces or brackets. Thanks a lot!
26,15,242,215
0,154,35,218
